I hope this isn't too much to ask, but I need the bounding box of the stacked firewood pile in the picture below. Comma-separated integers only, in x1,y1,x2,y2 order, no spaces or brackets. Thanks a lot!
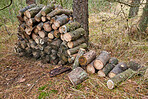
14,4,87,65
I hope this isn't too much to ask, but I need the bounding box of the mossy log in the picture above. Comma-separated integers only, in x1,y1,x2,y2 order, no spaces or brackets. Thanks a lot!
46,9,72,20
86,60,96,74
73,48,86,69
107,68,135,89
67,43,87,55
63,28,86,42
128,61,141,71
43,21,52,32
68,67,88,86
79,50,96,66
94,51,110,70
25,5,44,18
37,22,43,31
67,37,85,48
54,14,69,28
108,62,128,78
41,4,55,16
61,22,81,33
98,57,118,77
19,4,36,16
48,31,54,39
41,16,47,22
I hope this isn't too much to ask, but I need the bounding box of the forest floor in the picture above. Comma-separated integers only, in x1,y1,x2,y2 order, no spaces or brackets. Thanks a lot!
0,11,148,98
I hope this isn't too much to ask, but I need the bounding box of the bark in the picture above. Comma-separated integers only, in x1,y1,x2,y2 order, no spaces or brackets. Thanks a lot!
73,48,86,69
67,37,86,48
79,50,96,66
67,43,87,55
107,68,135,89
49,66,71,77
68,54,78,64
46,9,72,20
94,51,110,70
108,62,128,78
68,67,88,85
41,4,55,16
61,22,81,33
73,0,89,44
63,28,86,42
50,39,62,50
128,0,140,18
128,61,141,71
17,15,24,23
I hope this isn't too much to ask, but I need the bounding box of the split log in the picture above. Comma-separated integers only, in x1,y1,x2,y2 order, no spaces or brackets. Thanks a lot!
67,37,85,48
19,4,36,16
38,30,47,38
50,39,62,50
25,5,44,18
36,23,43,31
54,30,60,38
86,61,96,74
44,46,51,55
128,61,141,71
61,22,81,33
79,50,96,66
67,43,87,55
43,21,52,32
108,62,128,78
49,66,71,77
94,51,110,70
54,14,69,28
63,28,86,42
32,50,40,59
41,4,55,16
41,16,46,22
73,48,86,69
68,67,88,86
48,31,54,39
46,9,72,20
98,57,118,77
107,68,135,89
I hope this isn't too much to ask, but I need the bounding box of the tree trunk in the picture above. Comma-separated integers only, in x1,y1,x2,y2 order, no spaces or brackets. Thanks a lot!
73,0,89,44
128,0,140,18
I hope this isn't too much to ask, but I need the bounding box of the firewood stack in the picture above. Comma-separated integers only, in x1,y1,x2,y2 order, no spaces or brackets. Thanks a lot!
14,3,88,65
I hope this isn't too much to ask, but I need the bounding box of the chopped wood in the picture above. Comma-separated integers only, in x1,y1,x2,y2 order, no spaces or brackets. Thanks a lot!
32,50,40,59
53,30,60,38
34,27,39,34
128,61,141,71
52,23,58,30
43,21,52,32
37,22,43,30
48,31,54,39
44,46,51,55
27,18,36,26
41,4,55,16
41,16,47,22
17,15,24,22
38,30,47,38
86,61,96,74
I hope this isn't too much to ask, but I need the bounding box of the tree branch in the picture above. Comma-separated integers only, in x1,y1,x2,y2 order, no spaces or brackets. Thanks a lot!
0,0,13,11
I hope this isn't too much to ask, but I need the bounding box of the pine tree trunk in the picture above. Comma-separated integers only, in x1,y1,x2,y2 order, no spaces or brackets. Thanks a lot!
128,0,140,18
73,0,89,44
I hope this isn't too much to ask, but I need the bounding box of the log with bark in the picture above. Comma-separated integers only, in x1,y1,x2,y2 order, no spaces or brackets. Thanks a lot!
86,60,96,74
67,37,85,48
68,67,88,85
43,21,52,32
94,51,110,70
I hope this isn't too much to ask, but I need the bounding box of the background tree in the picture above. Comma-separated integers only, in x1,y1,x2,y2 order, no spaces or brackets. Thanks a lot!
73,0,89,44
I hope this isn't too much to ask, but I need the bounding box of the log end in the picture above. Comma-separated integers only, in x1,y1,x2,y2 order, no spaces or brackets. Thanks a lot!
63,33,71,42
67,42,73,48
25,10,31,18
108,72,116,78
61,25,67,33
35,16,41,22
94,60,104,70
98,70,105,77
54,21,60,28
79,56,87,66
86,64,95,74
107,80,114,89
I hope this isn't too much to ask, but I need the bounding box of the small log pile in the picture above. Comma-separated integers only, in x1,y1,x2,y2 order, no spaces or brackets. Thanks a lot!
14,4,88,65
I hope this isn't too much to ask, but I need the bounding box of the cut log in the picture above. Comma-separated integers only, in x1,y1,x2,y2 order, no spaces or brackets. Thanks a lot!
46,9,72,20
54,30,60,38
73,48,86,69
54,14,69,28
37,22,43,31
43,21,52,32
60,54,68,62
79,50,96,66
32,33,38,41
25,47,32,55
19,4,36,16
41,4,55,16
48,31,54,39
63,28,86,42
25,5,44,18
17,15,24,22
20,41,27,49
50,39,62,50
60,34,64,41
23,16,28,22
41,16,47,22
27,18,36,26
107,68,135,89
68,54,78,64
25,26,33,35
49,66,71,77
67,43,87,55
52,24,58,30
68,67,88,86
29,40,37,49
61,22,81,33
86,61,96,74
38,30,47,38
44,46,51,55
34,27,39,34
94,51,110,70
67,37,85,48
98,57,118,77
108,62,128,78
128,61,141,71
32,50,40,59
19,23,26,31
